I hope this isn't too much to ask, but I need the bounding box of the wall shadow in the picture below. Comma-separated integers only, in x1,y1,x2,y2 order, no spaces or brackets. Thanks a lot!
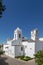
0,56,8,65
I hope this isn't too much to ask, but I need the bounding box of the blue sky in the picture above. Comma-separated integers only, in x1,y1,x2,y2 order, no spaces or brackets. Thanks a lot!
0,0,43,43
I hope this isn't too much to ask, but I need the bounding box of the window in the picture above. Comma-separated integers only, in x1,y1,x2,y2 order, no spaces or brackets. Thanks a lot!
36,30,38,33
5,47,8,48
21,47,23,51
19,34,21,38
15,34,16,38
30,48,32,50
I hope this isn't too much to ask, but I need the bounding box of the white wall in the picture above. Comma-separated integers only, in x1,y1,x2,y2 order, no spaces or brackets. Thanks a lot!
12,40,22,45
7,40,12,45
31,29,38,41
15,45,23,57
3,44,9,55
8,46,15,58
3,44,15,58
22,41,35,58
35,40,43,53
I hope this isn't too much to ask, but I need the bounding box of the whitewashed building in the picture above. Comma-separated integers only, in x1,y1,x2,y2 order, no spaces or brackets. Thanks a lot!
3,27,43,58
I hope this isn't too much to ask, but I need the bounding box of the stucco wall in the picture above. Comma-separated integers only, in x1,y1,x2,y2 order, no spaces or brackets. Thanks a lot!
35,40,43,53
8,46,15,58
3,44,9,55
22,41,35,58
3,44,15,58
15,45,23,57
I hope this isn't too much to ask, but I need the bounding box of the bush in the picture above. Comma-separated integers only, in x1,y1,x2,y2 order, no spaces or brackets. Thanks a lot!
22,58,30,61
15,56,32,61
20,56,24,59
0,50,4,55
15,56,24,59
22,56,32,61
34,50,43,65
20,56,32,61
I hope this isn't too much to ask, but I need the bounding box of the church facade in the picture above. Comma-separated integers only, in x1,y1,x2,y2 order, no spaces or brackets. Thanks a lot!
3,27,43,58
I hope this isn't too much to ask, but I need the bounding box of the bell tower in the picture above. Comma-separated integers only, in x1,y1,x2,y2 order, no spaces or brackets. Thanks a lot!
31,28,39,41
13,27,22,41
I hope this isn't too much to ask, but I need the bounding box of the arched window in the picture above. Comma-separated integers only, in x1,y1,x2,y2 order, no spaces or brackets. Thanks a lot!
21,47,23,51
15,34,16,38
19,34,21,38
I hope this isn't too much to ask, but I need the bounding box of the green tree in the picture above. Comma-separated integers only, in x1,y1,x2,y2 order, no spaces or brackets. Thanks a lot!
34,50,43,65
0,45,1,48
0,0,6,17
0,50,4,57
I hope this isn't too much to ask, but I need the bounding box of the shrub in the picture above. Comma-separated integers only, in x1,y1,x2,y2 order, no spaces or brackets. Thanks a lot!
20,56,32,61
15,56,24,59
15,56,32,61
34,50,43,65
20,56,24,59
0,50,4,55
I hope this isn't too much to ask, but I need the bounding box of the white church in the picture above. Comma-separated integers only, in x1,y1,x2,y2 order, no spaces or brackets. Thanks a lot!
3,27,43,58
